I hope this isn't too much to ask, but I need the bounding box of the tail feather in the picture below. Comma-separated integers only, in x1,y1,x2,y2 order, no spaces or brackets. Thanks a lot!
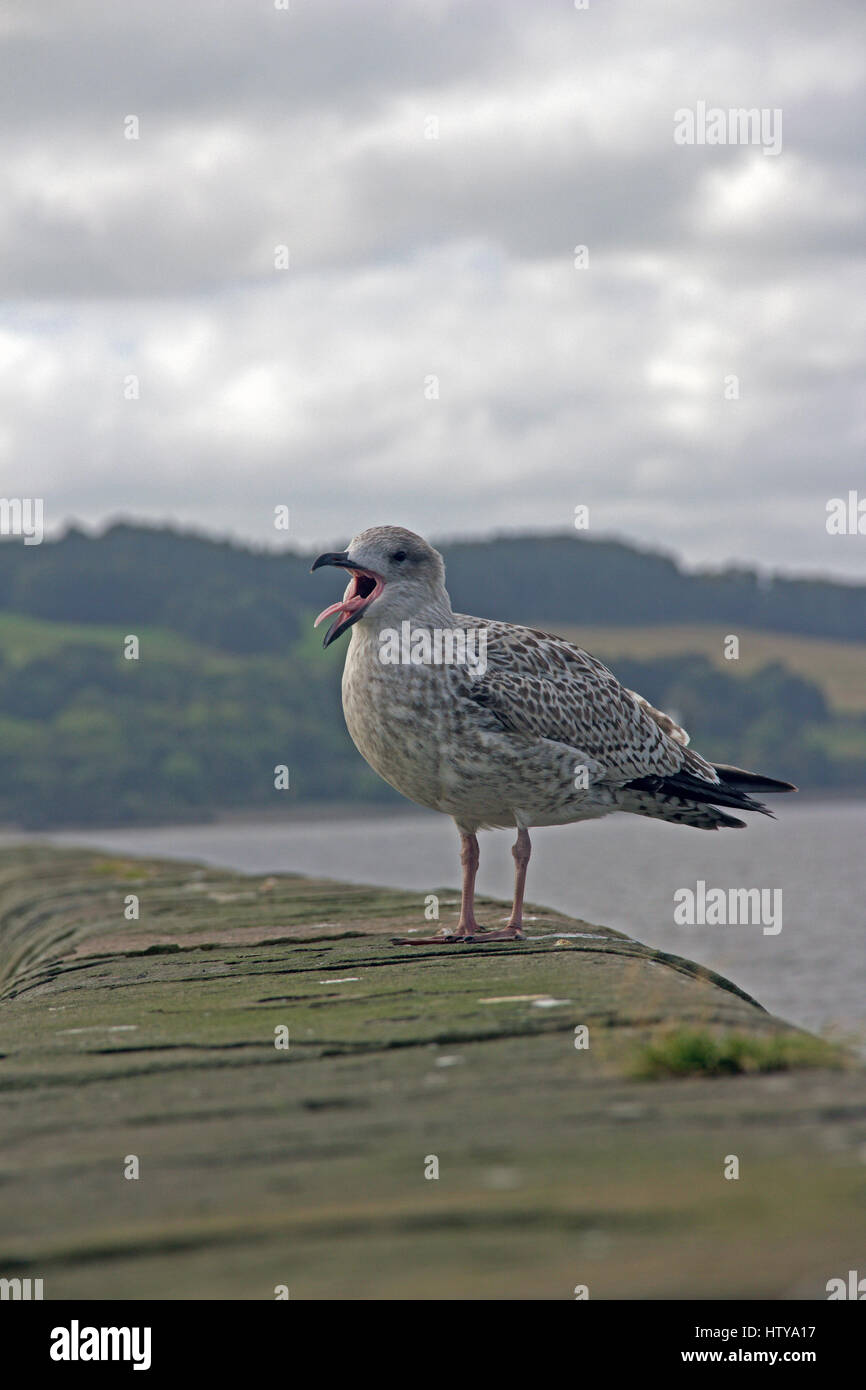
625,764,796,823
614,786,748,829
712,763,797,795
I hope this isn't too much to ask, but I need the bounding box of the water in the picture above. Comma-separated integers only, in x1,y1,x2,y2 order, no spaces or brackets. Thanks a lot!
6,799,864,1042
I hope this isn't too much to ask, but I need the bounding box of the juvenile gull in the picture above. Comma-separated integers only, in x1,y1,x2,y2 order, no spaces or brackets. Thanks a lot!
312,527,795,944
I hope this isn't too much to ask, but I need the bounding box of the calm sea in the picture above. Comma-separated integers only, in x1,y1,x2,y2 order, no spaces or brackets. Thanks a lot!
5,798,864,1042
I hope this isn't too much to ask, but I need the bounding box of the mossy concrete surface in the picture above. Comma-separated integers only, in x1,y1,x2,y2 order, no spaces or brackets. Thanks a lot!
0,846,863,1300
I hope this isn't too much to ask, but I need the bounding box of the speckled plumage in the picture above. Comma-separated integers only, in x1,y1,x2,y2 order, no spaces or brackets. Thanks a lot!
345,610,729,830
314,527,794,942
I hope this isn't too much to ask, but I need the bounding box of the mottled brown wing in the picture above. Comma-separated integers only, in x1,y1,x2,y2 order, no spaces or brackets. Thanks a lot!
460,620,716,785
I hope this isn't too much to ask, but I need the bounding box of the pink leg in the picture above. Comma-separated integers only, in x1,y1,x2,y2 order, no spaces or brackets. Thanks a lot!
509,827,531,929
392,832,481,945
469,827,529,942
456,831,481,933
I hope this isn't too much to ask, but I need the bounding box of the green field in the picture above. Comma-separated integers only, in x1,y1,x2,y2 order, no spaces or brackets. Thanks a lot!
0,610,244,673
3,610,864,712
545,622,866,714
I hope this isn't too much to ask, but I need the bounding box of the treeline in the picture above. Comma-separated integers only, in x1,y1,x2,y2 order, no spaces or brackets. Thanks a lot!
0,526,306,654
0,522,863,828
1,522,865,647
442,535,866,640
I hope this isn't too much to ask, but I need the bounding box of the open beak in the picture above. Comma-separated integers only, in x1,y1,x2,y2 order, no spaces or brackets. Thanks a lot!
311,552,384,647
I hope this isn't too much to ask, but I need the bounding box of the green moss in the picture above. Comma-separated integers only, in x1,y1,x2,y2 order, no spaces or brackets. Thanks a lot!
630,1026,847,1079
1,847,863,1299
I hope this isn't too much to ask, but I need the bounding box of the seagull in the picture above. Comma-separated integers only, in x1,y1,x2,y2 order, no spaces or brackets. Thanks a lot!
312,527,795,945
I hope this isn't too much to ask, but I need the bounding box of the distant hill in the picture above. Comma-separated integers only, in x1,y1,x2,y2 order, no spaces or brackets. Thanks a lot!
0,524,308,655
0,523,864,827
1,522,865,648
442,533,866,642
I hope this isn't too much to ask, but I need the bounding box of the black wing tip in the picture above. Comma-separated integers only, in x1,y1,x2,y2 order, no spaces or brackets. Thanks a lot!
712,764,797,795
626,770,787,819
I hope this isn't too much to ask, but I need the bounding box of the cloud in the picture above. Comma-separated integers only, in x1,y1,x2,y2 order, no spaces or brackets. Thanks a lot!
2,0,864,576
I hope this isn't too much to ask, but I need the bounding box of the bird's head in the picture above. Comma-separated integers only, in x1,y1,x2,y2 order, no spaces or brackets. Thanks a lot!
311,526,448,646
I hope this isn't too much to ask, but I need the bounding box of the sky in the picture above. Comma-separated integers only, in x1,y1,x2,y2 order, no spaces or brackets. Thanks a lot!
2,0,865,577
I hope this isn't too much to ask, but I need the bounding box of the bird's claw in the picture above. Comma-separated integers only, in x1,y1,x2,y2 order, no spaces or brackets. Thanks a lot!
391,926,523,945
390,930,471,945
469,928,524,942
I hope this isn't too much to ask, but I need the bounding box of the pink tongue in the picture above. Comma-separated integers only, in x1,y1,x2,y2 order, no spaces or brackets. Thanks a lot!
314,580,367,628
314,598,348,627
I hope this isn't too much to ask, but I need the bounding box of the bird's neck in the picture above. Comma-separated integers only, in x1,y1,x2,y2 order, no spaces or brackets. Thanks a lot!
351,595,457,650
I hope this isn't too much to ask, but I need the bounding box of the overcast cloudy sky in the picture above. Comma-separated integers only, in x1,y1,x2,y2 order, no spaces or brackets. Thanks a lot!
2,0,864,576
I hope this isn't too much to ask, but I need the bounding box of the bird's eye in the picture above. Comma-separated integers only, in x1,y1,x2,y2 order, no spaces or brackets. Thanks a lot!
391,550,407,563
